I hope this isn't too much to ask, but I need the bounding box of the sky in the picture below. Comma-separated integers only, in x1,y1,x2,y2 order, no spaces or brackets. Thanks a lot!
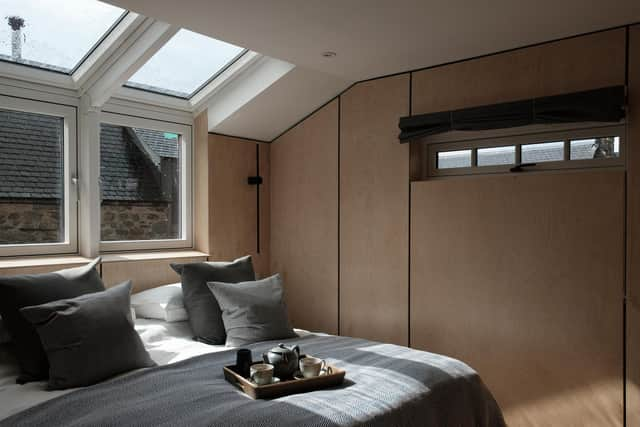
0,0,124,71
0,0,245,98
127,29,244,98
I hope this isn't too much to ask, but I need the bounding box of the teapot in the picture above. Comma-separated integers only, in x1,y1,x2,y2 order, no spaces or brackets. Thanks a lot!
262,344,300,379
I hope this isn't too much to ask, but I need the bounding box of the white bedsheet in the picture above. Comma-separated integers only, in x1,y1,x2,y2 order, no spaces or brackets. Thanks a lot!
0,319,309,421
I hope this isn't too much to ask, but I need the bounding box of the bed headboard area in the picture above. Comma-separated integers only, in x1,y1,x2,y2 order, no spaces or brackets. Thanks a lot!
0,253,208,295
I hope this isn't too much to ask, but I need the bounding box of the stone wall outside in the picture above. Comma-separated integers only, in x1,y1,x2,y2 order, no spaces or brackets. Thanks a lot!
101,201,176,241
0,199,176,244
0,199,61,244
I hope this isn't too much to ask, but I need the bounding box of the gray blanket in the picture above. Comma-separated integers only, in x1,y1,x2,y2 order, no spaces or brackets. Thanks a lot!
2,335,505,427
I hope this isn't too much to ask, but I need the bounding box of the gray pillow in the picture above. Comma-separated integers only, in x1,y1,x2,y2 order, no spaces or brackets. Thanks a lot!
0,258,105,383
0,317,9,344
207,274,296,347
171,256,255,344
20,281,156,390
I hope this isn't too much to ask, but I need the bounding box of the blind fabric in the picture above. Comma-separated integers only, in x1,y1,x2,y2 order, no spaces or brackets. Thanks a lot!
398,86,626,142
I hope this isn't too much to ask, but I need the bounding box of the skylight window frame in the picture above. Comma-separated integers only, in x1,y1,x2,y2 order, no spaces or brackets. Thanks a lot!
67,10,130,76
0,7,129,76
123,41,250,100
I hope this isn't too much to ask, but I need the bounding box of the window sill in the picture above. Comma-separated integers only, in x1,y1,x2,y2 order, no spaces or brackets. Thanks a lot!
0,250,208,271
100,250,208,263
0,255,93,271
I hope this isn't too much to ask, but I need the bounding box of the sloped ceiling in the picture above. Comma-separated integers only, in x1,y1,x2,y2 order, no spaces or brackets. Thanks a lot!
105,0,640,141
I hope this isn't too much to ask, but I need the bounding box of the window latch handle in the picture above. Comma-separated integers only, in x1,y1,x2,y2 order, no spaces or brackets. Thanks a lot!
510,163,537,172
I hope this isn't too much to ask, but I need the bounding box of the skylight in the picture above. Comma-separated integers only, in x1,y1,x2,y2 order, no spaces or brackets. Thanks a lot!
125,29,246,99
0,0,126,74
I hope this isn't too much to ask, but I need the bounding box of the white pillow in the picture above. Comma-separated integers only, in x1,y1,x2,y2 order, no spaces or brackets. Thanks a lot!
131,283,188,322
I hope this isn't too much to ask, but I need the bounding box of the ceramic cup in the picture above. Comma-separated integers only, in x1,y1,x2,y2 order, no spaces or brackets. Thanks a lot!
299,357,326,378
250,363,274,385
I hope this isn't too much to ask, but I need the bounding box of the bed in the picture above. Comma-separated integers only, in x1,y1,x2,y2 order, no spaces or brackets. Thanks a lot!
0,318,505,427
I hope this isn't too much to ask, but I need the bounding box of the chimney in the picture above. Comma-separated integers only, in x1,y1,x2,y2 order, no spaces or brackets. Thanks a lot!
7,16,25,60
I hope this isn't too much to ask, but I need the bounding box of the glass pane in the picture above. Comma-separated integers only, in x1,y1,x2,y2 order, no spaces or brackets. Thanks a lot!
126,29,245,98
521,141,564,163
477,146,515,166
0,109,64,244
100,124,181,241
570,136,620,160
437,149,472,169
0,0,125,73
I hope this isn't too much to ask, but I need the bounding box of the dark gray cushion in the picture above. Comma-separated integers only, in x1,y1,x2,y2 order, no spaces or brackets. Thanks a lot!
0,258,104,383
207,274,296,347
20,281,155,390
171,256,255,345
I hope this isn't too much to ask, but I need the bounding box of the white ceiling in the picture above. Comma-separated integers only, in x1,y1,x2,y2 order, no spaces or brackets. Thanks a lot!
104,0,640,140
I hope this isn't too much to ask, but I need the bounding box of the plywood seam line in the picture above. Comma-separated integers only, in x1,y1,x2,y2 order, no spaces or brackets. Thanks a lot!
408,72,412,348
256,143,261,254
623,25,630,427
337,94,342,337
208,131,269,144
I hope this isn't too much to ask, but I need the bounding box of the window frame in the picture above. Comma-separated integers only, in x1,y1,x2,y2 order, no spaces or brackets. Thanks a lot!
99,112,193,252
0,95,78,256
428,124,625,177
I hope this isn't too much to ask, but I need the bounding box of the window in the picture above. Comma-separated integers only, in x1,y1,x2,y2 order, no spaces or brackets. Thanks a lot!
570,137,620,160
521,141,564,163
0,95,77,256
0,0,126,73
428,125,624,177
99,113,191,251
437,150,472,169
125,29,246,98
477,146,515,166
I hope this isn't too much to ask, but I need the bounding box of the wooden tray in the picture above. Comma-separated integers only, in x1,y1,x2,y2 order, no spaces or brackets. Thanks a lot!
223,360,346,399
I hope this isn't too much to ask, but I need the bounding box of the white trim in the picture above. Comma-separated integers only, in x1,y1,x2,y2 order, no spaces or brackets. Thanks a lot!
0,95,78,257
0,76,79,106
190,51,262,114
0,61,75,90
72,12,145,89
112,87,192,112
83,19,178,108
99,112,193,252
103,97,193,125
206,56,295,131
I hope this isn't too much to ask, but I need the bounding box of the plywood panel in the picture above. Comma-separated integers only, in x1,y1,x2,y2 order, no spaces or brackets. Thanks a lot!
340,75,410,345
209,135,270,278
627,23,640,427
411,170,624,426
102,256,206,293
193,111,210,254
412,28,626,115
271,99,339,334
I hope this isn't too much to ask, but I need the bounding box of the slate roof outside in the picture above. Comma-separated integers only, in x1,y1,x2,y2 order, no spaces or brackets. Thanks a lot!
0,109,178,202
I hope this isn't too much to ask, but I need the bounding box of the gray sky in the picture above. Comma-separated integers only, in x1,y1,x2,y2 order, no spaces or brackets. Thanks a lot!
0,0,245,97
0,0,124,71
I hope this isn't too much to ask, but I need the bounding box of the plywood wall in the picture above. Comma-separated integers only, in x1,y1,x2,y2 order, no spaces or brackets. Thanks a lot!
271,100,339,334
411,170,625,426
628,23,640,427
268,26,631,426
339,75,410,345
102,253,207,293
209,134,270,278
412,28,626,115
